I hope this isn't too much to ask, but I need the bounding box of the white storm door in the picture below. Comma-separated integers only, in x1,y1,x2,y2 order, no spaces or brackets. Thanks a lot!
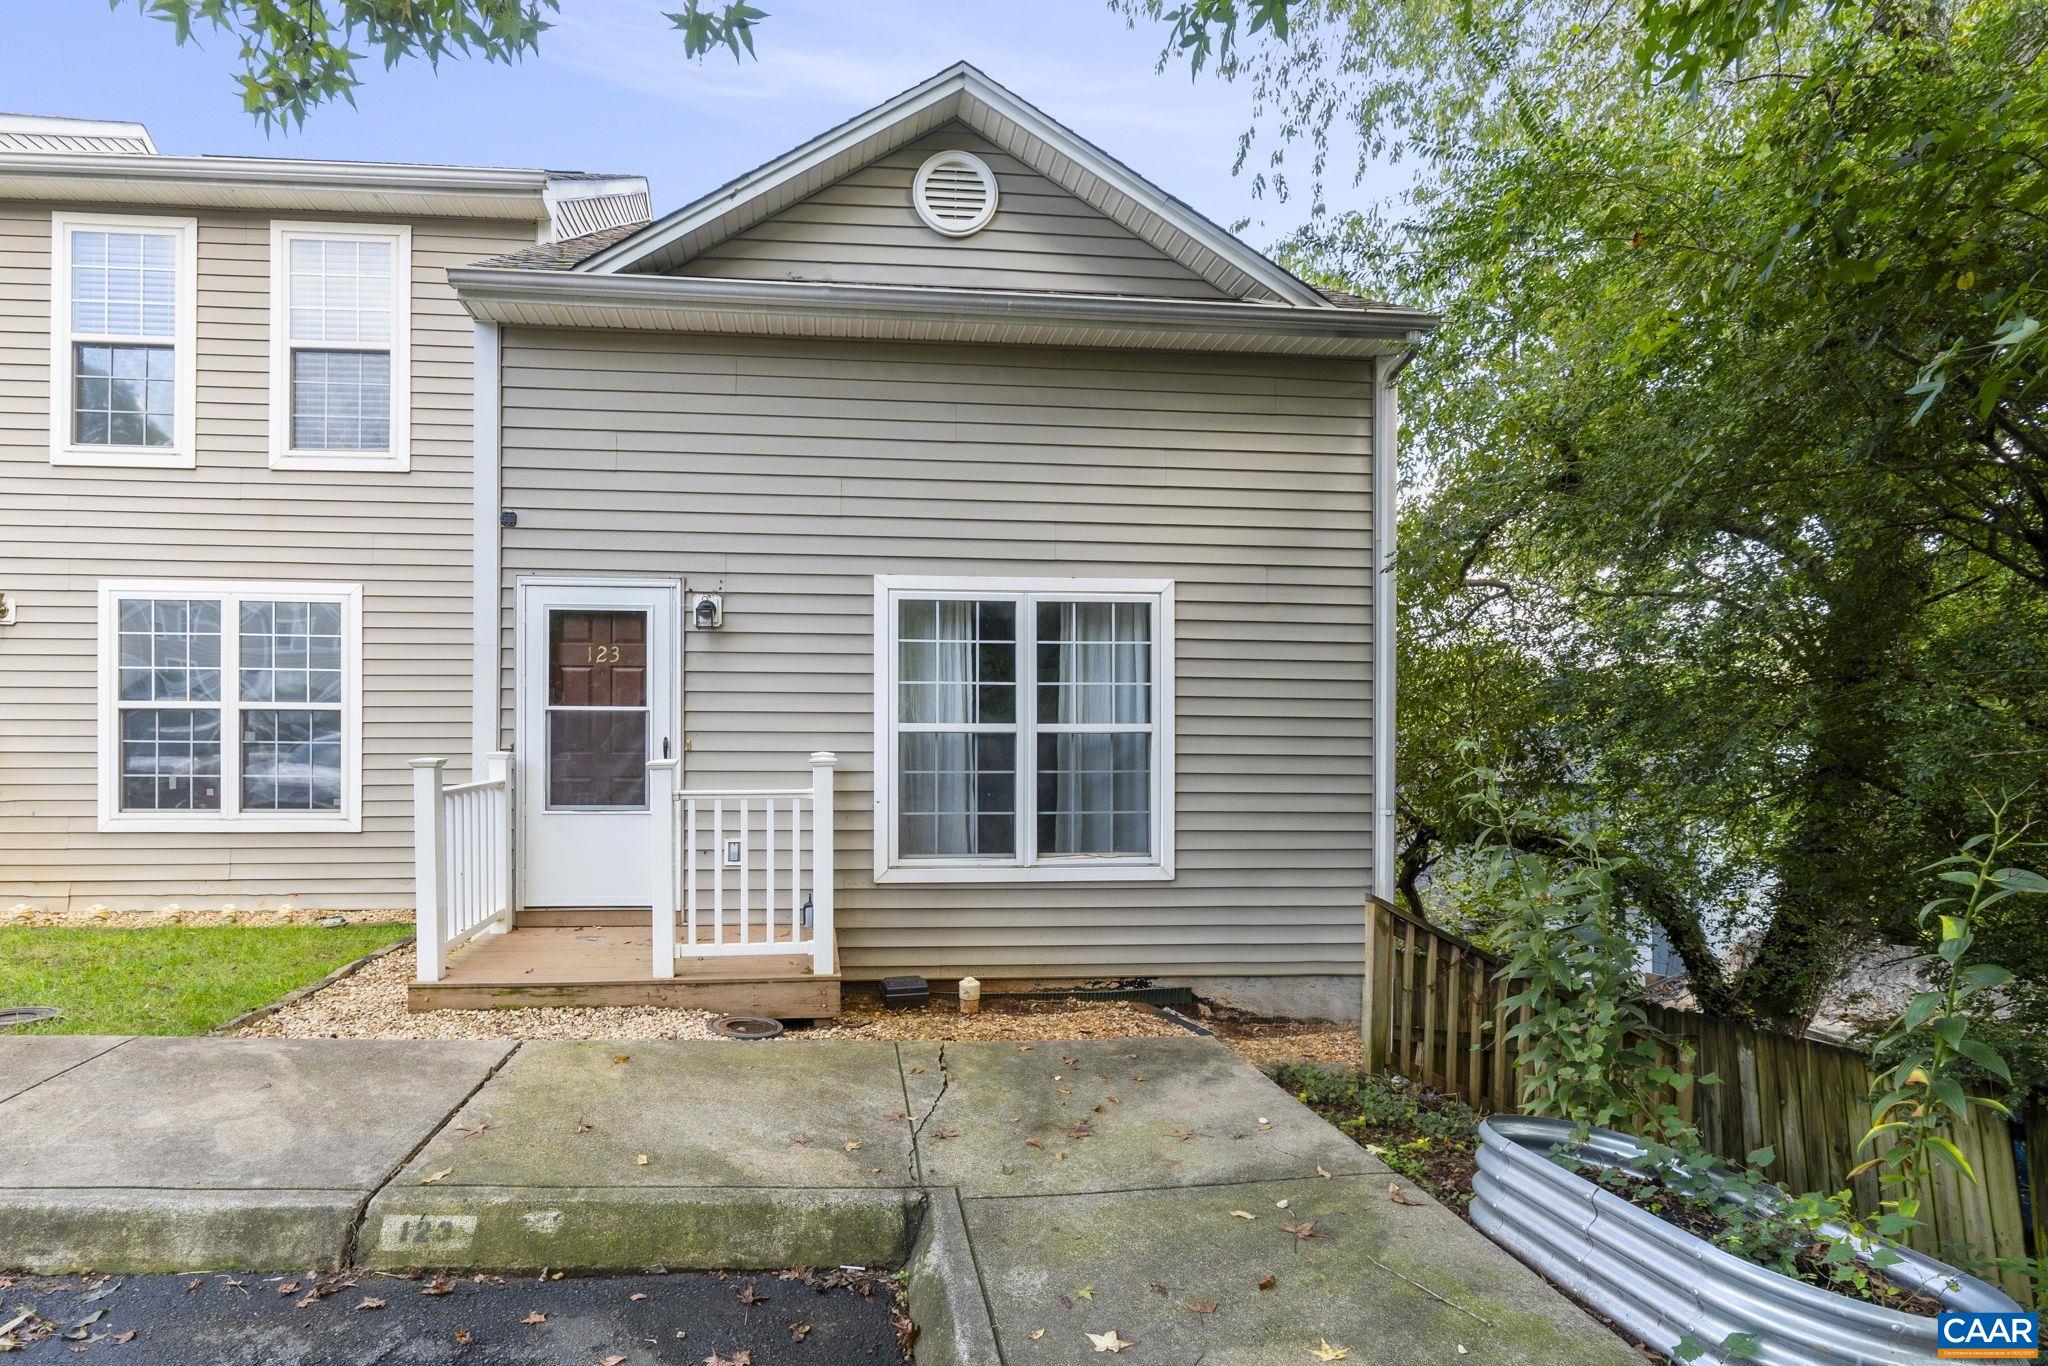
517,580,679,908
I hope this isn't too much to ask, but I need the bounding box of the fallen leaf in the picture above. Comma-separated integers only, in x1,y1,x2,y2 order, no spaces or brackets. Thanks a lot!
420,1168,453,1185
354,1296,386,1311
908,1066,925,1075
843,1140,862,1153
1029,1328,1046,1341
420,1278,455,1297
789,1321,811,1341
1172,1128,1196,1142
1229,1210,1257,1221
276,1281,300,1296
1310,1340,1352,1362
520,1312,548,1326
1256,1273,1277,1291
736,1280,765,1305
636,1154,650,1166
1088,1329,1135,1353
611,1055,630,1064
1184,1301,1218,1314
461,1123,491,1138
453,1328,472,1346
1316,1166,1333,1180
574,1120,593,1134
933,1127,960,1140
1387,1182,1423,1207
1281,1220,1323,1240
1148,1282,1167,1296
111,1331,136,1345
1066,1119,1094,1140
1275,1199,1290,1209
1024,1137,1043,1148
185,1279,204,1293
790,1133,812,1146
601,1356,627,1366
1073,1285,1094,1301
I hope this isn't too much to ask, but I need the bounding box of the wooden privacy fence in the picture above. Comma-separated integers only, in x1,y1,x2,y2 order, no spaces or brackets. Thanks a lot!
1363,897,2042,1302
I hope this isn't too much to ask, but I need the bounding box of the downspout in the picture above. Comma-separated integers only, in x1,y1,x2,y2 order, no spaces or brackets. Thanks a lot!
471,321,502,774
1370,349,1408,905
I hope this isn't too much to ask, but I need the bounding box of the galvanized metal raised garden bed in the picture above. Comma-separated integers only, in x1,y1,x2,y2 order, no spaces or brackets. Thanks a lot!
1471,1114,2021,1364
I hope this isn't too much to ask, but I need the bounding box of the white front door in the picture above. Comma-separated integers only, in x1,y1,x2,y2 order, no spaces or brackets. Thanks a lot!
517,580,680,908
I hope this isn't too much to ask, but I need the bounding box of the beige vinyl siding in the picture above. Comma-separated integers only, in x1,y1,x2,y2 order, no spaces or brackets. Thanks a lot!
0,201,531,910
498,328,1373,980
672,126,1231,300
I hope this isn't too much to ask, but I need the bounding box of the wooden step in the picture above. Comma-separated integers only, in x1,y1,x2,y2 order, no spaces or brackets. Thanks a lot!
408,925,839,1018
518,907,648,927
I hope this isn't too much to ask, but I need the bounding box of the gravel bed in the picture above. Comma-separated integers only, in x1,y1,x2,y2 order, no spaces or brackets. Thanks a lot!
5,905,411,929
797,995,1188,1042
237,941,1366,1065
233,946,724,1042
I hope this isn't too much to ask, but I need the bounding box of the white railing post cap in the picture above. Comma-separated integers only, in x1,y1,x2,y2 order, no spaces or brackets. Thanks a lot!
648,757,680,770
411,757,450,770
810,751,838,767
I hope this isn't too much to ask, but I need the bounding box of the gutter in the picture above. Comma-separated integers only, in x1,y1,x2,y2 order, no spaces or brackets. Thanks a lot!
0,152,556,219
449,266,1439,347
1370,354,1404,905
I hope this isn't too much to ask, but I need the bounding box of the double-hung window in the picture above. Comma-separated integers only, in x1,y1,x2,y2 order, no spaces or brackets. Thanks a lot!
269,223,411,470
50,213,197,468
97,581,362,832
875,576,1175,882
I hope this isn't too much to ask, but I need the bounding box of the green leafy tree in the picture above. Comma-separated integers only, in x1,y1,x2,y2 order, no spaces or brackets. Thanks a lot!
1119,0,2048,1032
113,0,766,128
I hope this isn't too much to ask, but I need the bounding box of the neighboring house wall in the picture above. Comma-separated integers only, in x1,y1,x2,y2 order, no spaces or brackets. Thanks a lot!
0,202,531,910
496,326,1375,984
671,125,1231,299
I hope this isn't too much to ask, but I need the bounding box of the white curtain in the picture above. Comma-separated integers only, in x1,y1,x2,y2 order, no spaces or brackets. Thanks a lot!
929,600,976,855
1049,602,1142,854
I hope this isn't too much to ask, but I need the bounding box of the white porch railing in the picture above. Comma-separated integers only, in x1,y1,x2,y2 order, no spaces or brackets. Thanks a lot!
649,752,836,980
411,752,513,982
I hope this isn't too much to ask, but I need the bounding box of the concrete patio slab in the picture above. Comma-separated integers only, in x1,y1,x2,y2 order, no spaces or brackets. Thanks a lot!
384,1040,918,1191
903,1037,1383,1196
0,1033,1638,1365
0,1035,129,1105
0,1037,509,1272
960,1174,1641,1365
0,1037,510,1191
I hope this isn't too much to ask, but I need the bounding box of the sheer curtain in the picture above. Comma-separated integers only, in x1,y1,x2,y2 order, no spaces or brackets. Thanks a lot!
1042,601,1150,856
899,598,1015,858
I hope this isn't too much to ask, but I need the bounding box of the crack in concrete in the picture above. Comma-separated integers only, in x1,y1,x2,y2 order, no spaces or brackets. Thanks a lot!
907,1042,951,1146
340,1041,522,1268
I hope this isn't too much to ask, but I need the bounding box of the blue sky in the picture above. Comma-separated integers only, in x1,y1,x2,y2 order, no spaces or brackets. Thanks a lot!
0,1,1402,253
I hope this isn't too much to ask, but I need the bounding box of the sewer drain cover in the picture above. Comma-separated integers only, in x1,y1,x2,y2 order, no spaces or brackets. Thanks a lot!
0,1006,61,1029
711,1015,783,1040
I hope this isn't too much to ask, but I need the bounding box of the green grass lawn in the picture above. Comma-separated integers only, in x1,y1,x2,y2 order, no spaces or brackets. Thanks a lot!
0,924,411,1036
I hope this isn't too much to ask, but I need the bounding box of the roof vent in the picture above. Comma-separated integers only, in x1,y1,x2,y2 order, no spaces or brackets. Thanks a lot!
911,151,998,237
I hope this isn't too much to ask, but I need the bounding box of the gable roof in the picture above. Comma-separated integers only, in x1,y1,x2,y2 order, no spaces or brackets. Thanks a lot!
573,62,1328,309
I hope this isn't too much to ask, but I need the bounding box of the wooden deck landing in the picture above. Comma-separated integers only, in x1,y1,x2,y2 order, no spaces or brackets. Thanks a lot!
408,923,840,1018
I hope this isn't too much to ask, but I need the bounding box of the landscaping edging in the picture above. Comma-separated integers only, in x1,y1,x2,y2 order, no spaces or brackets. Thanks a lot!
210,933,416,1035
1470,1114,2021,1364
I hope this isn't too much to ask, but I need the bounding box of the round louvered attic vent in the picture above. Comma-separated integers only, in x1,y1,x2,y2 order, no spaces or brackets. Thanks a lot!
911,151,999,237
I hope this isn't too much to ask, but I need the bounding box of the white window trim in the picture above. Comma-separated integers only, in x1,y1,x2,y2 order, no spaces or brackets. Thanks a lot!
267,221,412,472
96,579,364,833
49,211,198,469
872,574,1176,884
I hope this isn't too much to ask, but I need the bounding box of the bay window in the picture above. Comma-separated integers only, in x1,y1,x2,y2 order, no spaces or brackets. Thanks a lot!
50,213,197,467
269,223,411,470
97,581,361,831
875,576,1174,881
